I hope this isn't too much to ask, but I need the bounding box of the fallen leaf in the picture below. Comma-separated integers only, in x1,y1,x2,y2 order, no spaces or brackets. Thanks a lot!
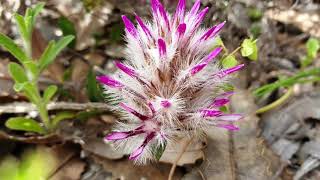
160,136,205,166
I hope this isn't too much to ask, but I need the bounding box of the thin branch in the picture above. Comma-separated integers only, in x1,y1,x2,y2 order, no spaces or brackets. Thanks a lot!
0,102,112,114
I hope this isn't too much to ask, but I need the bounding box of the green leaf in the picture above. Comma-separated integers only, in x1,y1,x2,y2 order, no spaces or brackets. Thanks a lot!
5,117,45,134
14,14,29,42
306,38,320,59
43,85,57,103
23,61,39,78
0,33,29,63
51,111,75,127
86,69,104,102
248,41,258,60
13,83,26,92
152,142,167,161
38,35,74,71
8,63,28,83
29,3,45,27
22,82,40,104
58,17,76,48
18,147,55,180
221,55,238,68
241,38,258,60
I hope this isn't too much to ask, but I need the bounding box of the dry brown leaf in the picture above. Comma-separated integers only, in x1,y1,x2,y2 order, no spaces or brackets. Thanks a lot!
91,154,183,180
49,157,86,180
160,136,205,166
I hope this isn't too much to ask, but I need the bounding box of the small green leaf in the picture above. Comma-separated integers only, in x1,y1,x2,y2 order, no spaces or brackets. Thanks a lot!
58,17,76,48
13,83,26,92
38,35,74,71
29,3,45,27
22,82,40,104
0,33,29,63
152,142,167,161
5,117,45,134
8,63,28,83
221,55,238,68
241,38,258,60
86,69,104,102
306,38,320,59
51,111,75,127
14,14,29,42
43,85,57,103
23,61,39,78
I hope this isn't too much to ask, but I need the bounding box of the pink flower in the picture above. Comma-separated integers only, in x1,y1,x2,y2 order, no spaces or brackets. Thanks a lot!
98,0,244,163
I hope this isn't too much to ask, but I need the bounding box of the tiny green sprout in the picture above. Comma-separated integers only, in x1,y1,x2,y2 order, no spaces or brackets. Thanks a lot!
0,3,75,134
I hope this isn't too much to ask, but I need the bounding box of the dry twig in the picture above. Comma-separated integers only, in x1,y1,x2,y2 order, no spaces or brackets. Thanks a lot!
0,102,111,114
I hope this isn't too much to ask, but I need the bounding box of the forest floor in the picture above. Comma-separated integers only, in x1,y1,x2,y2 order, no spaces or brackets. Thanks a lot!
0,0,319,180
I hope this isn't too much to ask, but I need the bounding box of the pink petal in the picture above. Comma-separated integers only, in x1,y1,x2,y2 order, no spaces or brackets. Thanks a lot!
160,100,171,108
194,7,209,28
173,0,186,23
211,98,229,107
105,127,144,141
200,21,226,40
96,75,123,88
151,0,160,16
129,132,155,160
217,124,239,131
218,114,242,121
215,64,245,78
158,38,167,57
119,103,149,121
202,47,223,64
105,132,130,140
122,15,138,37
177,23,186,37
135,14,153,39
201,109,223,117
158,3,170,30
189,0,201,17
148,102,156,115
115,61,137,77
129,145,145,160
190,63,207,75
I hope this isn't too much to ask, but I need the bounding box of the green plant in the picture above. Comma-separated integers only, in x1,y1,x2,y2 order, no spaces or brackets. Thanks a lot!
218,37,258,68
0,3,75,134
254,37,320,114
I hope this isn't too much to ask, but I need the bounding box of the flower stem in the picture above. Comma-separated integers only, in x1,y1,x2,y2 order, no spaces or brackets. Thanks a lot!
255,87,294,114
168,136,194,180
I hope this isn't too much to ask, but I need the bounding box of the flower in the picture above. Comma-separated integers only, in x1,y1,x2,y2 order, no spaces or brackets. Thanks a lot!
97,0,244,163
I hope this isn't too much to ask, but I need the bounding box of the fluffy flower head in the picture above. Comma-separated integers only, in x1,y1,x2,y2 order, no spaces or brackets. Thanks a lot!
98,0,244,163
